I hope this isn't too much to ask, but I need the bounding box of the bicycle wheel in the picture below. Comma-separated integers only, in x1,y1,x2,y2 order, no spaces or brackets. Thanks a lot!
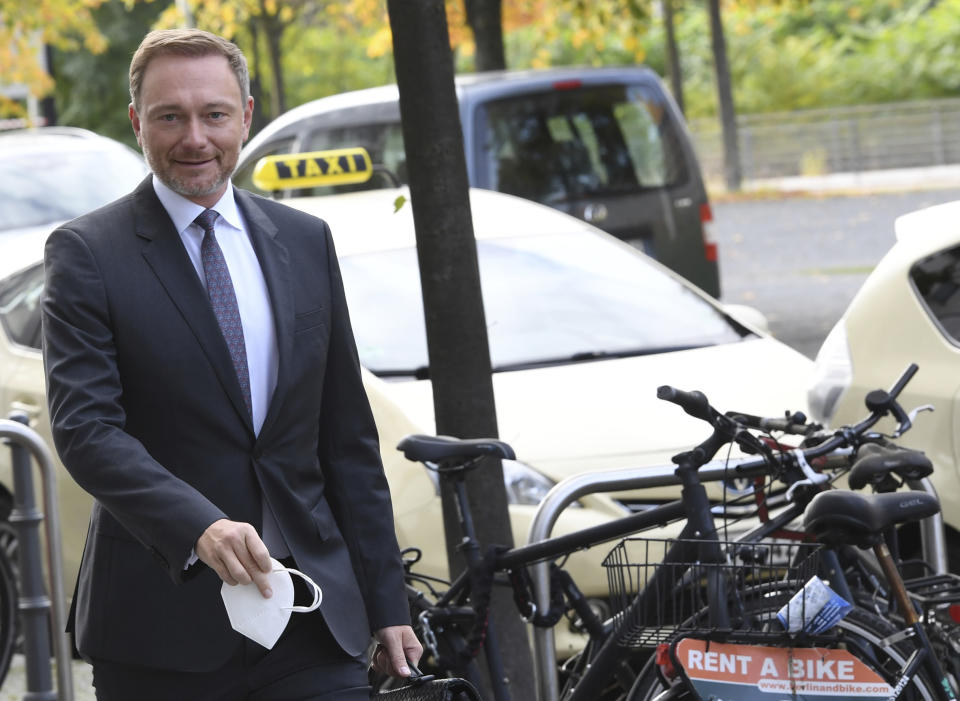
626,605,943,701
0,545,17,686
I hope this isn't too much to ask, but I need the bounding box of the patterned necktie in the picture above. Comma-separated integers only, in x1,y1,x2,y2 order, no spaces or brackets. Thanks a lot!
195,209,253,418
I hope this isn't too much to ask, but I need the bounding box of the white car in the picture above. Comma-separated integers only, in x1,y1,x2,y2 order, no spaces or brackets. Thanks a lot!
808,199,960,564
1,176,812,657
0,127,147,582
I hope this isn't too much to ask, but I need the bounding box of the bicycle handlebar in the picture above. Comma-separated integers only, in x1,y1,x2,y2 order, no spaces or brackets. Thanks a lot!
656,385,713,422
658,363,921,483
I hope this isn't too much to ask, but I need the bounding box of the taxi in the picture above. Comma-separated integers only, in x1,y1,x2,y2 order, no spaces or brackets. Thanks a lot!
807,199,960,565
0,148,813,657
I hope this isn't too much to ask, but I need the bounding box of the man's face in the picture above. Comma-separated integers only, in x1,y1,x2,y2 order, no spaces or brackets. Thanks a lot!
130,53,253,208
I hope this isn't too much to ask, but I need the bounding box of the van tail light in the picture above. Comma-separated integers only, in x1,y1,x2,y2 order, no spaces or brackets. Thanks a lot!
700,202,718,263
552,79,582,91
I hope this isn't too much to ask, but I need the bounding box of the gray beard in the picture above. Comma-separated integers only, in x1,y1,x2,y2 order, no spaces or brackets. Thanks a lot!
142,146,230,199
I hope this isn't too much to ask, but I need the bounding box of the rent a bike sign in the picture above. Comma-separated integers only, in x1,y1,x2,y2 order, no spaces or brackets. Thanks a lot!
673,638,893,700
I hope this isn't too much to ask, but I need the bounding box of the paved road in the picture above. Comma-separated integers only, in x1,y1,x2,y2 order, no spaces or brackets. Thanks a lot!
713,188,960,359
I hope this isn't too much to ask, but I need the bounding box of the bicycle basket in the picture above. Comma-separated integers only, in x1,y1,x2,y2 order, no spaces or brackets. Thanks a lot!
603,537,824,648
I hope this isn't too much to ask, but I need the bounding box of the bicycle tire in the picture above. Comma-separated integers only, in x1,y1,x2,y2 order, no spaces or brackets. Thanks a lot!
625,603,943,701
0,545,18,686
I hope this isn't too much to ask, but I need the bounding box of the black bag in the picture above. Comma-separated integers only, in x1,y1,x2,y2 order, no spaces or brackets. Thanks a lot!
372,676,482,701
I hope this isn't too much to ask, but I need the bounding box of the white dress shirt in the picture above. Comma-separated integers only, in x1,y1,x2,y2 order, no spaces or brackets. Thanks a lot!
152,176,290,561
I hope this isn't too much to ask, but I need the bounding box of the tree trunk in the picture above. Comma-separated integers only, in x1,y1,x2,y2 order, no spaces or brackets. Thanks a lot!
246,19,268,134
662,0,685,115
707,0,742,190
387,2,535,698
259,0,286,118
40,44,57,126
464,0,506,71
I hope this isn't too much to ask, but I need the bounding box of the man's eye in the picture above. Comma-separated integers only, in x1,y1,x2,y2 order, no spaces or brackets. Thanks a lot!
209,112,225,119
161,114,178,122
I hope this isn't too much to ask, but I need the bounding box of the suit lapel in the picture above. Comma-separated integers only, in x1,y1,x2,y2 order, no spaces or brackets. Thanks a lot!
234,189,294,440
133,178,254,432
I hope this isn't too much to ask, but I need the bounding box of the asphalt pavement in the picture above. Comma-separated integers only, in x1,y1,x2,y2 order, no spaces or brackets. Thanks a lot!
711,165,960,359
2,164,959,701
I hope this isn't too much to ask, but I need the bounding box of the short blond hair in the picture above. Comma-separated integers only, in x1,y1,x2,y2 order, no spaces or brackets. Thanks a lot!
129,29,250,111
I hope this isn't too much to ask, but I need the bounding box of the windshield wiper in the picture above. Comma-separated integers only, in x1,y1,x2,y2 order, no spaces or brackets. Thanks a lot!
374,366,431,380
372,344,709,379
490,344,707,373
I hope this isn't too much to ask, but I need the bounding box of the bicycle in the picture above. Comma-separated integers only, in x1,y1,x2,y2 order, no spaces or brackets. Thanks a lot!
623,364,956,700
380,365,949,700
725,399,960,693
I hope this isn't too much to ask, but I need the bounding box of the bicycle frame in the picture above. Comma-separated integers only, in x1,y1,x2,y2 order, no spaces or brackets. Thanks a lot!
432,427,773,701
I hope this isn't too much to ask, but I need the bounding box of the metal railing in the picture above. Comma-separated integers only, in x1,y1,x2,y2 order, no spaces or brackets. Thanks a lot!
690,97,960,182
1,416,73,701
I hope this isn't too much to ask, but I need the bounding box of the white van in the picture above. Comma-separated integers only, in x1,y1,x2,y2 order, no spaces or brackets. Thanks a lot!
235,66,720,296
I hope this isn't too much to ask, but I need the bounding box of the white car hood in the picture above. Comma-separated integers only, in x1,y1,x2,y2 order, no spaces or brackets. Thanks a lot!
376,337,812,481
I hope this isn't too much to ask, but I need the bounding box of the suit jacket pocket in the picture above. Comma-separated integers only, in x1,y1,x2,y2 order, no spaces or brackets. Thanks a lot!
310,498,339,542
294,307,325,333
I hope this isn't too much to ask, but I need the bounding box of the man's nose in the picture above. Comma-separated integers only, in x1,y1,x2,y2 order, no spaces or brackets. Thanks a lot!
181,117,208,148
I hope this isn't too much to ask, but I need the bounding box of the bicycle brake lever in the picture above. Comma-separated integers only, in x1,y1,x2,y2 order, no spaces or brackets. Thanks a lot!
890,404,935,438
785,449,828,502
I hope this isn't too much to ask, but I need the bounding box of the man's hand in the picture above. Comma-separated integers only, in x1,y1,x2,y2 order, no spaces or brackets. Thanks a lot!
196,519,274,598
371,625,423,678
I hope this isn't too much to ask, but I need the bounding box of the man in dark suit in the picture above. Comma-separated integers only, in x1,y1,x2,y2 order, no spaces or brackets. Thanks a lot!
42,28,420,699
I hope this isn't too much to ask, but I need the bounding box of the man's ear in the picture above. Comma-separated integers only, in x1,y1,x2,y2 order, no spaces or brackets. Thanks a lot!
129,103,143,146
242,96,254,141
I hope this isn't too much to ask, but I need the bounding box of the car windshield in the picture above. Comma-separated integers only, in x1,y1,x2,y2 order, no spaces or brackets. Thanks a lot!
340,231,745,377
0,146,147,232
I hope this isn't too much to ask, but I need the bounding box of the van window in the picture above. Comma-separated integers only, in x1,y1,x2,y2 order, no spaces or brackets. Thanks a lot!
302,123,407,194
475,84,688,205
233,137,296,196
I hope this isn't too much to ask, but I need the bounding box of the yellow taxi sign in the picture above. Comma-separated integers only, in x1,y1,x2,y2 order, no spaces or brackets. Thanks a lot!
252,147,373,191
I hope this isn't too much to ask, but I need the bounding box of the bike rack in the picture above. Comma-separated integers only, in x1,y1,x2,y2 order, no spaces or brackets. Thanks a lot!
1,415,73,701
526,458,948,701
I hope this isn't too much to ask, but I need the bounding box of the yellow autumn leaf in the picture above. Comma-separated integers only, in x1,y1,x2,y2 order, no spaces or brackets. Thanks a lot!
366,25,393,59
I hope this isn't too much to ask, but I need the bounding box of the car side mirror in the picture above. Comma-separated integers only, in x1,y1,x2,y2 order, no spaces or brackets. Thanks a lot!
723,304,770,334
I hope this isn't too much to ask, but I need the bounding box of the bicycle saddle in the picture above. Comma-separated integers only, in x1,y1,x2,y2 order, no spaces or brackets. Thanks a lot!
397,434,516,463
803,490,939,548
848,442,933,491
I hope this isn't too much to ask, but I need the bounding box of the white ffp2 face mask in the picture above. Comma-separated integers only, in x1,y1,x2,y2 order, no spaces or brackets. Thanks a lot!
220,557,323,649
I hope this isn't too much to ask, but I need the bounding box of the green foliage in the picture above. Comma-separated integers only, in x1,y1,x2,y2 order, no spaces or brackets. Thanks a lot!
281,21,395,110
651,0,960,117
31,0,960,137
493,0,960,118
52,0,172,147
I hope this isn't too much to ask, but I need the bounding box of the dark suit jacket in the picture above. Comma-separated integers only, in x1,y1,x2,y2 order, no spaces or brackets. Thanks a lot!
42,176,408,671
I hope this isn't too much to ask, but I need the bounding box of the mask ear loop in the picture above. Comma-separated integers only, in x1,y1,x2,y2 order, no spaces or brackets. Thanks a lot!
276,566,323,612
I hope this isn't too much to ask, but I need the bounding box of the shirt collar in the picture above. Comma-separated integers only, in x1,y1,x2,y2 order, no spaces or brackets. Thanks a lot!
152,175,245,235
